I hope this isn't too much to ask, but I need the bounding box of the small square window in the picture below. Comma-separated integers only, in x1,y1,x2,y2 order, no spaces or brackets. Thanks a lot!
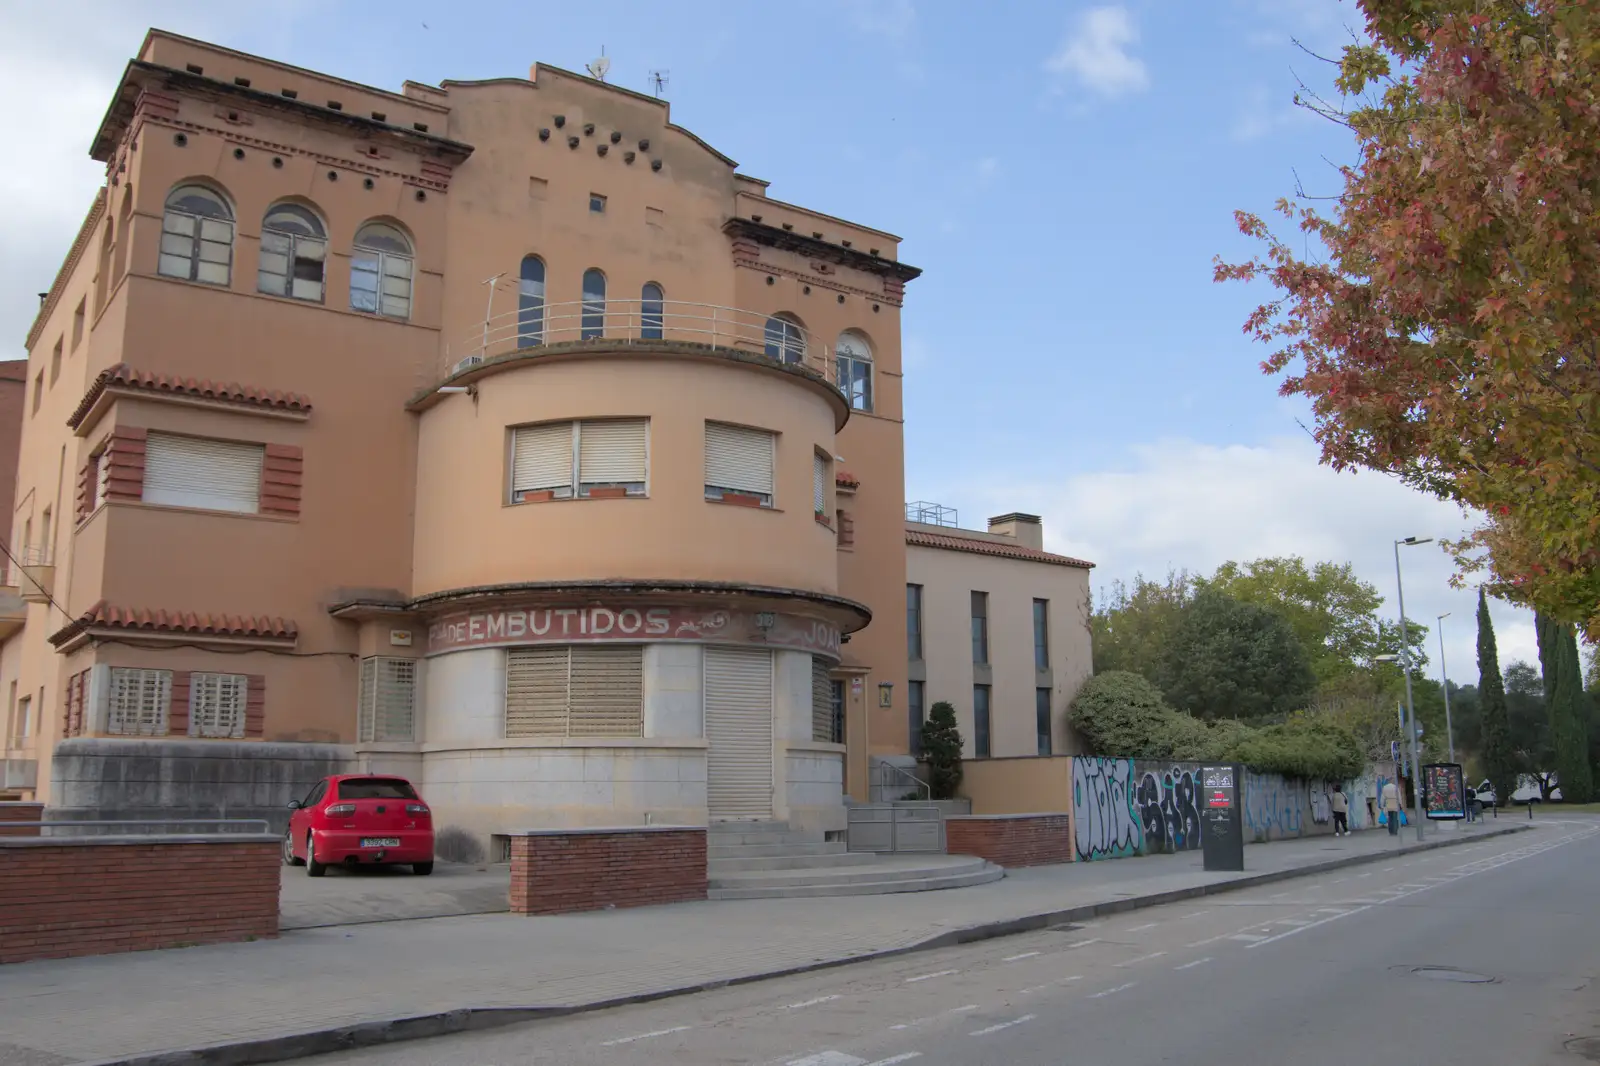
589,194,606,214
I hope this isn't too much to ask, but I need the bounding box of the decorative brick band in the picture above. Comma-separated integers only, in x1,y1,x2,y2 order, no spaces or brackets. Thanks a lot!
945,812,1073,869
62,670,88,739
508,826,708,915
0,803,44,838
0,838,280,963
102,426,147,503
261,444,303,518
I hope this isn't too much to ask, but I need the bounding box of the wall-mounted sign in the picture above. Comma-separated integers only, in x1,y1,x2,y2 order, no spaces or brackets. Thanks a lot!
1422,763,1466,820
851,677,864,697
426,605,841,659
389,629,413,647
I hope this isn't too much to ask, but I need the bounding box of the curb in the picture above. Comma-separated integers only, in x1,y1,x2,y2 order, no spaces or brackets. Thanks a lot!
81,824,1532,1066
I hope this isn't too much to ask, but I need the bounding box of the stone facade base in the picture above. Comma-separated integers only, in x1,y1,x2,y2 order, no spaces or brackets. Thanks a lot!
0,836,280,963
509,826,708,915
945,812,1072,868
0,802,43,837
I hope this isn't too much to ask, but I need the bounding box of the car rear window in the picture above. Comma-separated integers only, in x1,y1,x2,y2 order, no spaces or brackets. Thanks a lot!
337,779,418,800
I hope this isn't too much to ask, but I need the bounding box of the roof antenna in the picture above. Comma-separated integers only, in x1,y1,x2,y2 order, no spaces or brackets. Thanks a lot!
649,69,670,98
587,47,611,82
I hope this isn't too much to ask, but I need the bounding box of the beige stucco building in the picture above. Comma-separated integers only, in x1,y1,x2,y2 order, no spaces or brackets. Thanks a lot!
0,31,923,846
904,511,1093,766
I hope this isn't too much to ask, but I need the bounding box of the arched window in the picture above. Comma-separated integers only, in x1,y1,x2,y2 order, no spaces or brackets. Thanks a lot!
159,184,234,286
764,314,805,364
258,203,328,302
518,256,546,347
351,221,414,319
640,282,664,340
835,331,873,412
581,269,606,340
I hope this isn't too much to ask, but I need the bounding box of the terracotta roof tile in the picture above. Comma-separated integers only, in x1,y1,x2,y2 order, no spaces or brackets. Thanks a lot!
49,600,299,646
68,363,313,428
905,528,1094,570
835,469,860,489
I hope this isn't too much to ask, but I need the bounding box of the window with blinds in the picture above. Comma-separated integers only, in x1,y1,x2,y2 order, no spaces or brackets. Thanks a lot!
504,645,643,737
510,420,648,502
705,422,775,505
189,672,248,738
811,656,837,743
358,657,417,742
812,451,829,514
107,668,172,736
143,433,265,513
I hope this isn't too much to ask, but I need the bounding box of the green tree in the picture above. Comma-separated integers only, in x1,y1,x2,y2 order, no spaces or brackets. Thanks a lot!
1157,588,1317,722
920,701,963,801
1197,557,1384,682
1089,571,1192,677
1504,660,1552,791
1545,621,1595,803
1071,671,1187,759
1477,590,1517,805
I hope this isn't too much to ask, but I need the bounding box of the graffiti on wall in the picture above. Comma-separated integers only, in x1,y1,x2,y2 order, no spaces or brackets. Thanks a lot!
1135,765,1203,853
1243,770,1306,841
1071,757,1141,861
1308,780,1331,825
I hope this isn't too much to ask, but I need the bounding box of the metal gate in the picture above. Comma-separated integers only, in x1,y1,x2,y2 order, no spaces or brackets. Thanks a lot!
704,646,774,820
846,804,944,853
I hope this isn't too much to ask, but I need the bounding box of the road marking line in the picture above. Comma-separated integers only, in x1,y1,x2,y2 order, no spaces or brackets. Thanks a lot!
1331,877,1349,884
1247,905,1373,949
1228,933,1268,942
970,1014,1035,1037
1065,937,1103,949
1381,866,1396,871
1268,890,1292,898
1269,918,1310,927
1177,908,1212,920
1127,922,1159,931
1357,872,1374,878
1002,951,1041,962
905,969,959,983
865,1055,923,1066
1020,975,1082,994
1089,981,1139,999
787,1053,868,1066
602,1026,691,1046
1115,951,1168,967
784,995,842,1010
1174,957,1214,971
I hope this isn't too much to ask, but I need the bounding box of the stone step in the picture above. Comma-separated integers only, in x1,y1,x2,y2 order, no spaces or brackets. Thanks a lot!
707,841,847,859
707,821,796,834
708,861,1003,901
706,829,825,847
708,851,881,873
707,855,994,891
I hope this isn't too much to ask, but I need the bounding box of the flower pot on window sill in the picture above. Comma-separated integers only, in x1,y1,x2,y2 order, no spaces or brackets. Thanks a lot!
813,512,833,529
585,486,630,499
716,493,765,508
515,490,557,504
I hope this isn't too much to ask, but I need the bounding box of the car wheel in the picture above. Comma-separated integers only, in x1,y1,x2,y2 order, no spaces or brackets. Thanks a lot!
412,861,434,876
306,833,327,878
282,830,304,867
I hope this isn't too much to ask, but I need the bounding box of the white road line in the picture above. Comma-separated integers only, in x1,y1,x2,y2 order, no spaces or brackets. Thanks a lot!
1115,951,1168,967
1089,981,1139,999
784,995,842,1010
1247,905,1374,948
601,1026,691,1046
1357,872,1374,878
1331,877,1349,884
1268,890,1292,898
1228,933,1268,942
1002,951,1041,962
1177,908,1212,920
1019,976,1082,994
865,1055,923,1066
970,1014,1036,1037
1381,866,1396,872
1127,922,1159,932
904,969,959,983
787,1053,868,1066
1065,937,1103,949
1174,957,1214,971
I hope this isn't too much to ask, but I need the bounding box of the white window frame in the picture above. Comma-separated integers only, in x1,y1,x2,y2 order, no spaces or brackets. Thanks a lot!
835,331,873,412
189,672,248,739
509,420,648,503
358,657,417,743
350,224,414,320
106,668,172,736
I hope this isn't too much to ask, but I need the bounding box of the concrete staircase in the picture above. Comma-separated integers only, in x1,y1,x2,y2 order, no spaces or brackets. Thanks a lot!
706,821,1003,900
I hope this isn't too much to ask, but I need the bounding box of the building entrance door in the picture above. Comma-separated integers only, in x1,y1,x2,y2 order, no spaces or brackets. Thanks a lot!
704,646,774,820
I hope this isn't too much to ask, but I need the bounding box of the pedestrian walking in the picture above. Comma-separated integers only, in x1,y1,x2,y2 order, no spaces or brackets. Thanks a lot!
1381,780,1401,836
1330,783,1350,836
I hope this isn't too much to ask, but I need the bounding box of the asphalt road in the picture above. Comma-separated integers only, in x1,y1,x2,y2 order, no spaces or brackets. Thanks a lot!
302,818,1600,1066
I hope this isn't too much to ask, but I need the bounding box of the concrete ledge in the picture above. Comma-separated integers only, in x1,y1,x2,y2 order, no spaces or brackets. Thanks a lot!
0,833,279,848
507,824,704,836
945,812,1064,821
74,823,1531,1066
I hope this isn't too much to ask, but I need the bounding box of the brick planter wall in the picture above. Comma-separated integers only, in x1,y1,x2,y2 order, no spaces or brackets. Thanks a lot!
509,826,708,915
0,836,280,963
945,812,1072,868
0,803,43,837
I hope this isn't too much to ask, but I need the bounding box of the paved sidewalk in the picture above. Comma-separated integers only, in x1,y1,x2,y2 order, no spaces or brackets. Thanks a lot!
0,819,1531,1066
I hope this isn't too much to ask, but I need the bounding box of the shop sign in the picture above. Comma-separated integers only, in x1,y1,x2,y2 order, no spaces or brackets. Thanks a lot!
427,605,841,658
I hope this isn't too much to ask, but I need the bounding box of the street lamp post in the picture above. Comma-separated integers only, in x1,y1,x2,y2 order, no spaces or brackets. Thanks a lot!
1437,612,1455,765
1394,536,1432,842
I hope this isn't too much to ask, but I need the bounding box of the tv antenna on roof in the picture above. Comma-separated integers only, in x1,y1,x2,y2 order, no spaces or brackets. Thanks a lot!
649,70,670,98
587,48,611,82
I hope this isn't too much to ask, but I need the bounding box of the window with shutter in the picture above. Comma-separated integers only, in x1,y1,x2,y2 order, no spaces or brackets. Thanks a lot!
577,420,648,496
107,668,172,736
811,656,835,743
510,423,575,501
705,422,775,505
812,451,828,514
505,646,570,736
143,433,265,513
504,646,643,737
358,658,417,742
190,672,248,738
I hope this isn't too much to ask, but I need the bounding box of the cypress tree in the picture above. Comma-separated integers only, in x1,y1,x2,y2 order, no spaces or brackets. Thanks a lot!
1478,590,1516,805
1548,622,1595,803
920,701,965,800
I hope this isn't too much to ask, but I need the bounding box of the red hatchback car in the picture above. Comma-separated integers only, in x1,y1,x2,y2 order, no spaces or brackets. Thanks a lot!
284,774,434,876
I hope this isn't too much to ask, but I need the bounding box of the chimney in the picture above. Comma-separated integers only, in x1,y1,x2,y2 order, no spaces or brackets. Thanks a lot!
988,512,1042,550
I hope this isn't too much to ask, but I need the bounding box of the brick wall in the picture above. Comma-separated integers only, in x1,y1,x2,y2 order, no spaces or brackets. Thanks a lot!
0,802,43,837
0,837,280,963
945,812,1072,868
509,826,707,915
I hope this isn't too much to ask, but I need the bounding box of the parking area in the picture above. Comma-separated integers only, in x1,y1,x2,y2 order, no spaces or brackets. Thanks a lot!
279,861,511,930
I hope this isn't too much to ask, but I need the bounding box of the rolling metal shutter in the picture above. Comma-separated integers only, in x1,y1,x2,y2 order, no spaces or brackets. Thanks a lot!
568,646,643,736
505,647,569,736
813,452,827,513
358,657,417,743
143,433,264,513
704,422,774,498
811,657,834,742
511,424,575,497
577,420,647,488
704,646,774,819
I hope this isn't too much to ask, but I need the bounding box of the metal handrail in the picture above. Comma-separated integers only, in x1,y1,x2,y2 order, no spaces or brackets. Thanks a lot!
447,298,840,388
873,759,931,801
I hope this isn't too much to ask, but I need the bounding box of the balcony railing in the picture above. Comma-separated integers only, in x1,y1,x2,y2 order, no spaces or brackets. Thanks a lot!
446,299,841,390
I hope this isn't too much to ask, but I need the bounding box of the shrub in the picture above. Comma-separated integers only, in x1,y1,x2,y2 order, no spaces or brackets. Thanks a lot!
1070,671,1177,758
1230,715,1364,780
920,701,964,800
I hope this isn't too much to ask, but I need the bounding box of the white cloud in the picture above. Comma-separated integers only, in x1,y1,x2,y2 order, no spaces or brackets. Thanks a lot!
1044,6,1150,99
843,0,917,41
1230,84,1303,142
916,435,1541,686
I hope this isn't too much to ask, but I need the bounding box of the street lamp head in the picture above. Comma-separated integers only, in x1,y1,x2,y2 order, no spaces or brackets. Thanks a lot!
1375,653,1401,663
1437,611,1450,621
1398,536,1434,547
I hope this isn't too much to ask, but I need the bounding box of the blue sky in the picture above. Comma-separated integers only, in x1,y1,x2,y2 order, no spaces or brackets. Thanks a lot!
0,0,1549,682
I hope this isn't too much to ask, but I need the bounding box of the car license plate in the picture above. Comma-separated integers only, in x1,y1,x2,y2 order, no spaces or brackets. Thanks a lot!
360,837,400,848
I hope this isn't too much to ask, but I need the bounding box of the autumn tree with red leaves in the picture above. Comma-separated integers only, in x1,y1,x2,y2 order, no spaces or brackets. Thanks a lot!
1216,0,1600,638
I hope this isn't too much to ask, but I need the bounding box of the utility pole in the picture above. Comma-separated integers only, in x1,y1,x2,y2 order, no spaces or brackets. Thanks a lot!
1438,612,1455,765
1395,536,1431,842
